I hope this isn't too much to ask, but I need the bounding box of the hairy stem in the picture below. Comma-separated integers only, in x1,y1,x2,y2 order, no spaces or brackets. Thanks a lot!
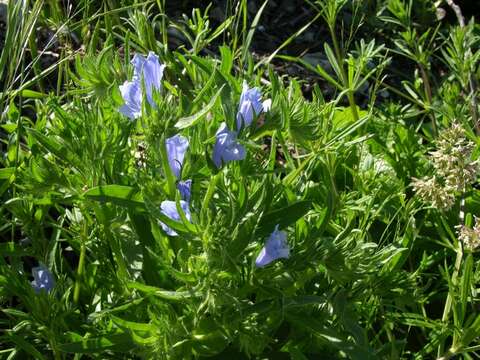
419,64,437,136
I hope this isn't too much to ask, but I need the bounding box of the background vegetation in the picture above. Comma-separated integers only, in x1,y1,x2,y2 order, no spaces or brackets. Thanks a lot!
1,0,480,358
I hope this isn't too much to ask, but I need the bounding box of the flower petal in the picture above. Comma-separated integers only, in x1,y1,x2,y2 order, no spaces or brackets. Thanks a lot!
177,179,192,202
221,141,246,164
166,135,189,179
255,225,289,268
142,52,165,106
236,82,264,130
31,265,55,294
255,246,274,267
130,52,165,107
119,80,142,119
160,200,191,236
212,123,246,168
131,53,146,81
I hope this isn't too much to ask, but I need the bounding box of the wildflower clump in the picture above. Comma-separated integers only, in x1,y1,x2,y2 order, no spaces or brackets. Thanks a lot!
456,217,480,251
412,123,478,210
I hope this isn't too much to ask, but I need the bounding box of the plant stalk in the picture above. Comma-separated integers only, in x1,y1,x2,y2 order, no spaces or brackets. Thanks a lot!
329,25,359,122
437,243,464,357
419,64,437,136
73,223,87,304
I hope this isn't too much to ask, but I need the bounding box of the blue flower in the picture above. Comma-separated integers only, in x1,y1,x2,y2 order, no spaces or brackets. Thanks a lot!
255,225,289,267
31,265,55,294
119,80,142,119
177,179,192,202
165,135,189,179
160,200,191,236
132,51,165,106
236,82,269,130
119,51,165,118
212,122,246,168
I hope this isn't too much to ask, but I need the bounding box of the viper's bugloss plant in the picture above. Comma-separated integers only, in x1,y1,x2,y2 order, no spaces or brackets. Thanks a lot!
2,0,480,359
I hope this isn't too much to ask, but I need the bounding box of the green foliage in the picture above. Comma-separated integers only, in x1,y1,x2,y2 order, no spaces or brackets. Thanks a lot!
1,0,480,359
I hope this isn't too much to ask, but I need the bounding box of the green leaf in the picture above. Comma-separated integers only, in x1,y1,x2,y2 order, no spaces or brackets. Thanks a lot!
1,123,17,133
175,85,225,129
459,254,474,325
127,281,198,301
241,0,269,62
58,333,135,353
460,313,480,346
110,315,155,332
84,185,145,211
0,167,14,180
0,243,32,257
129,213,168,286
324,43,344,82
4,333,46,360
26,128,82,169
284,295,327,308
286,313,376,360
19,89,47,99
258,200,312,234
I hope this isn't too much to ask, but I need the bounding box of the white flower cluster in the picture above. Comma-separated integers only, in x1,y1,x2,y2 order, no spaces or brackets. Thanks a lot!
412,122,478,211
456,217,480,251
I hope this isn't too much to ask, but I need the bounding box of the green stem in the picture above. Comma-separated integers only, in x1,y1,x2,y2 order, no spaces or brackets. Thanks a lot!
277,131,296,170
436,349,455,360
347,91,360,122
419,64,437,136
50,339,62,360
441,247,463,321
329,25,359,122
200,172,220,226
437,243,464,357
384,321,398,359
73,223,87,305
268,132,277,171
468,75,479,135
